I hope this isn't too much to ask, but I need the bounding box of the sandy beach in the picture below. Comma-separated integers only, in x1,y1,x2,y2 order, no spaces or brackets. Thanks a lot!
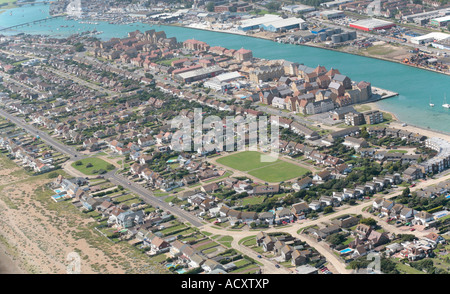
367,101,450,140
0,153,168,274
0,247,24,274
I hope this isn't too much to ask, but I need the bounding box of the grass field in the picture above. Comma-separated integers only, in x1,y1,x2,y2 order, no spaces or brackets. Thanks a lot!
387,150,408,154
216,151,277,171
217,151,309,182
71,157,112,175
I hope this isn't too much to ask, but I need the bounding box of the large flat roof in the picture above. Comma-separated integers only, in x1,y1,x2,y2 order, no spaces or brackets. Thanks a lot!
239,14,282,28
262,17,305,29
349,18,395,29
176,65,223,79
432,15,450,22
412,32,450,42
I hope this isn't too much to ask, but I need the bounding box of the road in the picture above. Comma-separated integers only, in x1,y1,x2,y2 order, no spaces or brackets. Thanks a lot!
0,108,204,226
0,108,81,159
107,171,204,227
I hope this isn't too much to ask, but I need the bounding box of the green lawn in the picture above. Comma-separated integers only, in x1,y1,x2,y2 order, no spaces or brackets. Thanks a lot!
71,157,113,175
248,161,309,182
216,151,278,171
241,195,265,206
387,150,408,154
217,151,309,182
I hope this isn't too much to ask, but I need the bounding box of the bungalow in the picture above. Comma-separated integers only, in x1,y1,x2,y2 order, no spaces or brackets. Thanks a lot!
413,211,434,226
313,170,332,182
275,208,294,224
202,259,225,273
332,215,360,228
319,195,334,207
253,185,280,195
241,211,258,224
423,232,445,245
291,202,310,220
150,236,171,253
262,236,277,252
403,166,423,182
399,207,415,221
281,244,294,261
292,177,313,191
342,137,369,150
309,200,322,211
291,250,308,266
201,182,220,194
258,211,275,225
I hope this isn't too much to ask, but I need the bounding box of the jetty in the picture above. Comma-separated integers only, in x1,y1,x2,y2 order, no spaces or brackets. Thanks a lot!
372,86,399,99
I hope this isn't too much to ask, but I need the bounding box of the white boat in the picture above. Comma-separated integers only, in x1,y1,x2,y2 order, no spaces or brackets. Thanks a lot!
443,94,450,109
429,96,434,107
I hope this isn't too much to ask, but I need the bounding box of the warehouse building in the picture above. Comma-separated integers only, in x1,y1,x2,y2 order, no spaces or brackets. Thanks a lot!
431,15,450,27
349,18,396,31
259,17,307,32
319,10,345,20
282,4,316,14
238,14,282,31
174,65,224,83
410,32,450,45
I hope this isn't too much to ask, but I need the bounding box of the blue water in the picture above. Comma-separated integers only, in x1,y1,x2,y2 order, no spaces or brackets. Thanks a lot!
340,248,353,253
1,3,450,132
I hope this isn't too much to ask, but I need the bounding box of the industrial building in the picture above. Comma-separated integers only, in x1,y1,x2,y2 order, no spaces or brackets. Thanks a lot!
237,15,306,32
431,15,450,27
238,14,282,31
410,32,450,45
320,0,354,8
319,10,345,20
174,65,224,83
349,18,396,31
281,4,316,14
259,17,307,32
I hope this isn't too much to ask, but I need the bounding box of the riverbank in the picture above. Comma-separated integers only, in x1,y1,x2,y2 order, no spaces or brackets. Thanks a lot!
177,22,450,77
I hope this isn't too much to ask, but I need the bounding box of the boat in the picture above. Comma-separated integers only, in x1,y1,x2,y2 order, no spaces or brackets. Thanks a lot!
429,96,434,107
443,94,450,109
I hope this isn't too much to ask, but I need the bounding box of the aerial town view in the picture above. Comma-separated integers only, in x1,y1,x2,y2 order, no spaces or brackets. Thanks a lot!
0,0,449,283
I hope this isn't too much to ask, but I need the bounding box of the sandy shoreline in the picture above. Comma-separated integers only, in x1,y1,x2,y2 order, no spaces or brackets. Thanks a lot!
367,102,450,139
0,246,24,274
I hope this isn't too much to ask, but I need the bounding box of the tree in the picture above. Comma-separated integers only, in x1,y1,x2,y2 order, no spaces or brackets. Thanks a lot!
360,126,369,139
323,206,333,214
206,2,215,12
402,187,410,197
265,1,281,11
74,42,85,52
326,233,347,246
360,217,377,227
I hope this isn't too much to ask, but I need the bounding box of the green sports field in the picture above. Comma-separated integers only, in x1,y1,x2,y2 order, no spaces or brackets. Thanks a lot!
216,151,309,182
